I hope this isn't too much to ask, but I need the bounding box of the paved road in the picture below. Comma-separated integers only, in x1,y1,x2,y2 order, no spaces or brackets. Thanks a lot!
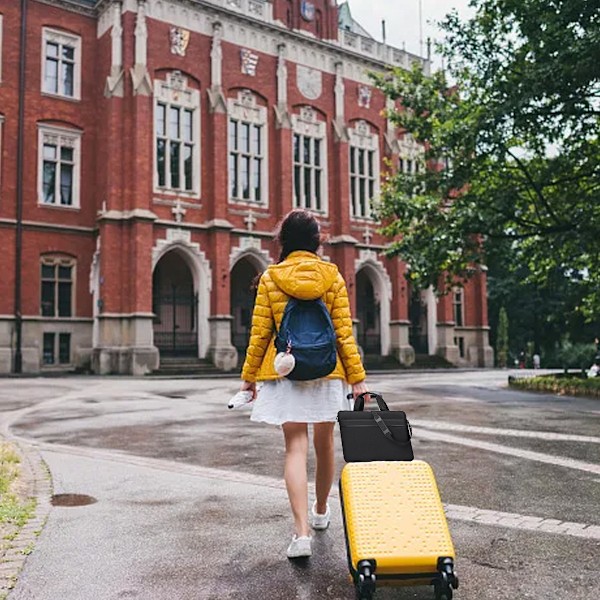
0,371,599,600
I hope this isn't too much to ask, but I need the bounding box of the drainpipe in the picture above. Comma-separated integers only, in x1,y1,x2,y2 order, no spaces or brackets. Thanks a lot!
14,0,28,373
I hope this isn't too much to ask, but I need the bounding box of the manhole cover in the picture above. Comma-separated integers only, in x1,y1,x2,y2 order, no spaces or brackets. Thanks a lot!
51,494,97,507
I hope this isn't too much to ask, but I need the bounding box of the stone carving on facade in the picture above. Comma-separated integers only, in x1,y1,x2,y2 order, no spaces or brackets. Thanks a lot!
105,0,124,97
229,91,264,126
170,27,190,56
229,237,271,270
130,0,152,96
274,44,291,129
292,105,326,138
211,22,223,88
248,0,265,18
358,85,372,109
297,65,322,100
171,199,187,223
241,49,259,76
348,120,377,150
161,71,194,106
207,22,226,113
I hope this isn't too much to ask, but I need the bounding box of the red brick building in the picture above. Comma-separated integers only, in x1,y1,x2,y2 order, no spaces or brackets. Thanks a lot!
0,0,494,375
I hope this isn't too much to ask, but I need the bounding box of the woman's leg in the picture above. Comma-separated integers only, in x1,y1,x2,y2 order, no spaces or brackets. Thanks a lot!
313,422,336,514
282,422,310,537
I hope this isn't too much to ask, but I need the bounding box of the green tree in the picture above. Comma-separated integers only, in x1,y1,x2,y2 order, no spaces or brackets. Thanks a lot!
496,307,509,367
373,0,600,318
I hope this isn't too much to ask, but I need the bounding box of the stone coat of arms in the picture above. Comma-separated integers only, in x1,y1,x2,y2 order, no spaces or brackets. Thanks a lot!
300,0,315,21
170,27,190,57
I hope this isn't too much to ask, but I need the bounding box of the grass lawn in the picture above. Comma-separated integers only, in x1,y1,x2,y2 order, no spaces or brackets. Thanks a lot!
0,442,36,553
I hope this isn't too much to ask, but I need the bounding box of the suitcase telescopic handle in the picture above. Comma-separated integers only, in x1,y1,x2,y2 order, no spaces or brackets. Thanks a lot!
346,391,389,412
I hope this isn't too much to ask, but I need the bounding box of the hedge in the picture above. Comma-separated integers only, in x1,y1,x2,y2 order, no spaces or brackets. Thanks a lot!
508,375,600,399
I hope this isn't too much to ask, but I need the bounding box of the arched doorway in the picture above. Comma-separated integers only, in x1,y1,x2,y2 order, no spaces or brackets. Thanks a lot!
409,286,428,354
152,250,197,356
230,258,260,354
356,269,381,354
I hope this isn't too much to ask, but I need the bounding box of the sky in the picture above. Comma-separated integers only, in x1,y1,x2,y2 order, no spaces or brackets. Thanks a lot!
346,0,474,67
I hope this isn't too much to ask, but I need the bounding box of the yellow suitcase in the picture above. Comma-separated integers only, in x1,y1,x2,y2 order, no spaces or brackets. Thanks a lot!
340,460,459,600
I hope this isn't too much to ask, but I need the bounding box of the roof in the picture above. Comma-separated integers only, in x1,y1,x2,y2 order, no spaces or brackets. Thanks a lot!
338,2,374,39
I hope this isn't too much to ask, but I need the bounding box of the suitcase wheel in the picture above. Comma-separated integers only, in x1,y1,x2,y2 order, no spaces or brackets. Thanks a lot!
355,559,376,600
434,557,459,600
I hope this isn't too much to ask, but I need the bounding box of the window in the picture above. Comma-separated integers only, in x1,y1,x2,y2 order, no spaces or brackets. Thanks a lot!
228,91,268,204
154,72,200,197
454,336,465,358
398,133,424,178
453,287,464,327
292,107,327,213
41,257,75,317
37,125,81,208
43,332,71,365
42,28,81,100
349,121,379,219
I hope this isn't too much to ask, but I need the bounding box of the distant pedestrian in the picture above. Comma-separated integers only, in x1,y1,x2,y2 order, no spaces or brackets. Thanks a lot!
239,209,367,559
533,353,540,369
518,349,526,369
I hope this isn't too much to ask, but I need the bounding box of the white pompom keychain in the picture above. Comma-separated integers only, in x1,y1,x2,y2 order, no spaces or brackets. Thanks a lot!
274,346,296,377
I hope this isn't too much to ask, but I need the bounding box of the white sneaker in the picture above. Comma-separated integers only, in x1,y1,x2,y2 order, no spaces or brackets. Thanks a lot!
310,501,331,530
286,535,312,558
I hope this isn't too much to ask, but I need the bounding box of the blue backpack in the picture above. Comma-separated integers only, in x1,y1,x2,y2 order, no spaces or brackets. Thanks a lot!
275,298,337,381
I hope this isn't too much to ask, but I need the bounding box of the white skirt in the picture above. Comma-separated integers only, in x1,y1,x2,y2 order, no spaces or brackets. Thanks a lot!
250,378,352,426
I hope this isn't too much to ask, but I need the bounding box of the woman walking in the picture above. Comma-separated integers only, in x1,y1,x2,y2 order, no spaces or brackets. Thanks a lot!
240,209,367,559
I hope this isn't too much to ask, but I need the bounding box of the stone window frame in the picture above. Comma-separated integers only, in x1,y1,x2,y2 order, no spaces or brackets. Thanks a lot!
40,255,76,319
37,124,82,209
41,27,82,101
348,120,380,221
153,72,201,199
291,106,328,215
227,90,269,207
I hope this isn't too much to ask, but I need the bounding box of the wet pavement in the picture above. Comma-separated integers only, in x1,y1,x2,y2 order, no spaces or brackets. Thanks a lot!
0,370,598,600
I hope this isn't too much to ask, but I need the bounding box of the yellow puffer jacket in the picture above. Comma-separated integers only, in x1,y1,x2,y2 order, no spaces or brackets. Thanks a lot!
241,251,366,385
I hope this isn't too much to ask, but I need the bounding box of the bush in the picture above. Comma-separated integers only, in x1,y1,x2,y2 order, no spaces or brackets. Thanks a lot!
496,307,509,368
542,342,596,370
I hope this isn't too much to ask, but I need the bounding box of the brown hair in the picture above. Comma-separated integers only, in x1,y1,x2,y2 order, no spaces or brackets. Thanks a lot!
275,209,322,262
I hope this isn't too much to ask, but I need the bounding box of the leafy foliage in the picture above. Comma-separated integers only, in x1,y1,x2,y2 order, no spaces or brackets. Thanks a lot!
373,0,600,319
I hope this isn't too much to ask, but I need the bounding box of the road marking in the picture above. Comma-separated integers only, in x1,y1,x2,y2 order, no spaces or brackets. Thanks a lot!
443,504,600,539
19,439,600,541
413,419,600,444
417,429,600,475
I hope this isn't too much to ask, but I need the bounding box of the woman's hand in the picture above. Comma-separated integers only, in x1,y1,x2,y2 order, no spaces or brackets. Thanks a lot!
241,380,257,400
351,381,369,403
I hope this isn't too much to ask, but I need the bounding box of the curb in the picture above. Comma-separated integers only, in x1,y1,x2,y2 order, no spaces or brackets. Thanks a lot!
0,440,53,598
